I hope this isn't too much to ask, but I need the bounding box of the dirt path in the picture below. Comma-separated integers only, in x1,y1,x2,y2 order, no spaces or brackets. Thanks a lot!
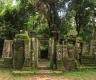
27,75,72,80
0,75,73,80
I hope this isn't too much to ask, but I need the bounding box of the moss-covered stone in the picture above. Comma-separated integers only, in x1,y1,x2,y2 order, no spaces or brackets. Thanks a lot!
3,57,13,68
67,30,78,38
13,40,25,70
76,37,83,42
12,70,34,75
13,59,24,70
15,34,30,40
57,61,64,71
63,57,78,70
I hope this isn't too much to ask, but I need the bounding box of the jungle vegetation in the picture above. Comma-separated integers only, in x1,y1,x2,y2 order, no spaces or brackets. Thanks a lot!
0,0,96,44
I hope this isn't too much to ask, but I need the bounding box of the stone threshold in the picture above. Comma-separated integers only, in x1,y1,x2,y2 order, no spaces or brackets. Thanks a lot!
12,70,63,75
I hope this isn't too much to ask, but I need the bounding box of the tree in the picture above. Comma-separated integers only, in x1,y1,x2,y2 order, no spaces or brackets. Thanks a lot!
70,0,96,36
0,0,35,39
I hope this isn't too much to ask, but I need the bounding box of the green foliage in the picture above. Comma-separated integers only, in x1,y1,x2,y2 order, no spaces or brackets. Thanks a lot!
49,38,54,43
40,46,47,50
0,0,95,45
0,0,35,39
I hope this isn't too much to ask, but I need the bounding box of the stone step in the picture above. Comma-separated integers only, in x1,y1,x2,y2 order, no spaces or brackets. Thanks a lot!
81,55,95,59
35,70,63,75
38,59,49,70
80,65,96,69
40,59,48,62
12,70,34,75
38,67,50,70
12,70,63,75
81,64,96,66
35,70,52,75
81,61,96,64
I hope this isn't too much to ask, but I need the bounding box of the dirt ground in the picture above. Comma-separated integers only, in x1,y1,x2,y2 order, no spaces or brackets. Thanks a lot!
0,75,75,80
0,74,95,80
27,75,70,80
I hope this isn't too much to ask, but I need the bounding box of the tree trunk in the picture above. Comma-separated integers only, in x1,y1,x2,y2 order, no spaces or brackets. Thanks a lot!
75,12,82,36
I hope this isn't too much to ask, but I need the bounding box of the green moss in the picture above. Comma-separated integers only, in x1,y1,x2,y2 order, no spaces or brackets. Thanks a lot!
67,30,78,37
76,37,83,42
49,38,54,43
2,57,13,68
67,44,74,49
30,50,34,53
12,70,34,75
15,34,30,40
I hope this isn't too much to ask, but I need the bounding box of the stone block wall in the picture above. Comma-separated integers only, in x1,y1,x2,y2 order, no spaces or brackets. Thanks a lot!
56,43,78,71
13,40,25,70
90,40,96,55
63,58,77,70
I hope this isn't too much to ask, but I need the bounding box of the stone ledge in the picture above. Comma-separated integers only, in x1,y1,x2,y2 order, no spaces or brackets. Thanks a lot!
12,70,34,75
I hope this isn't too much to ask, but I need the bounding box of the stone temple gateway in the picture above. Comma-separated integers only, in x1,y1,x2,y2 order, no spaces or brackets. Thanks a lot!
1,29,96,74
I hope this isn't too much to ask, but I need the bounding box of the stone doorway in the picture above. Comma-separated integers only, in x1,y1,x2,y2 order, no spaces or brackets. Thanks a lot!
39,39,49,59
40,48,48,59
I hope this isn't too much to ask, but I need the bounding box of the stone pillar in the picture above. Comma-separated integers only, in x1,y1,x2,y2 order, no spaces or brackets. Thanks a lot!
13,40,24,70
35,38,38,68
56,44,62,61
2,40,13,58
49,38,54,69
62,45,68,59
31,38,35,68
56,44,64,71
82,43,86,55
91,40,96,55
31,38,38,68
76,43,82,57
89,40,96,55
90,40,93,55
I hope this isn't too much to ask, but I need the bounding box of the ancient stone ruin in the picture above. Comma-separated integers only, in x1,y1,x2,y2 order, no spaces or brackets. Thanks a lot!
1,29,96,74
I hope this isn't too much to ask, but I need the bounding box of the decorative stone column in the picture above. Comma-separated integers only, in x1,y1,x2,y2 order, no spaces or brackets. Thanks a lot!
56,44,64,71
50,24,59,70
62,45,68,59
68,45,74,58
63,30,78,70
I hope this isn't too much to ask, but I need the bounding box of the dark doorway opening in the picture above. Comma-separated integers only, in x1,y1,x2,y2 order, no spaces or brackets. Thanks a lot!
40,40,48,59
41,48,48,59
0,39,4,58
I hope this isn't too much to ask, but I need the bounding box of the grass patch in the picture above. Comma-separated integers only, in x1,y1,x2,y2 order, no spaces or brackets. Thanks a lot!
47,60,50,68
61,68,96,79
0,67,96,80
